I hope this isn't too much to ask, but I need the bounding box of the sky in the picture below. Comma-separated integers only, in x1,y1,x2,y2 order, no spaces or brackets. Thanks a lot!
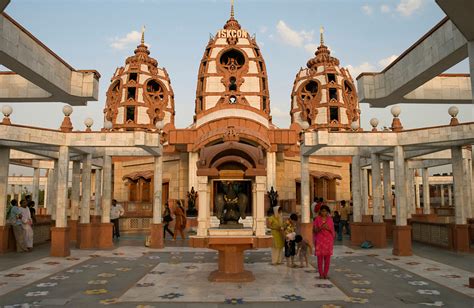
2,0,473,179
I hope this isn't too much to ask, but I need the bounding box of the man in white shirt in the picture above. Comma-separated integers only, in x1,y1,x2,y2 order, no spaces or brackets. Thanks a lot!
110,199,124,239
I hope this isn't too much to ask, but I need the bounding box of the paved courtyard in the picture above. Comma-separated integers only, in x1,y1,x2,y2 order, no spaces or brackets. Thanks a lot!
0,236,473,308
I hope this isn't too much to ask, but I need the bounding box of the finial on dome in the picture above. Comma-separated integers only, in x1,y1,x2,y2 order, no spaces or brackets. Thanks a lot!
141,25,146,44
320,26,324,45
231,0,235,18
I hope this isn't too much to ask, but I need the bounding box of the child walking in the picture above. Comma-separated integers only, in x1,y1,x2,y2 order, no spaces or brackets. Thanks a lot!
313,205,335,279
295,235,310,268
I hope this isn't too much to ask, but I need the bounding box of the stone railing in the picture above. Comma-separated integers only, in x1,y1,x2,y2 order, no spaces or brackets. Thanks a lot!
412,221,451,249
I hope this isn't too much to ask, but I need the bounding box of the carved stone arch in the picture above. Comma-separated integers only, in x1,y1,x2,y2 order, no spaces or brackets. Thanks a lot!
143,77,169,125
296,79,322,126
105,79,122,122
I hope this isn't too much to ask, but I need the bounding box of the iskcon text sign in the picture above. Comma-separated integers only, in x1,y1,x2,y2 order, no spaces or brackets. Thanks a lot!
217,29,249,39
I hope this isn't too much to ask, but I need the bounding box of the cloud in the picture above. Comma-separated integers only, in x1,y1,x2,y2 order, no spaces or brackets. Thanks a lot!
346,62,377,78
378,55,398,67
271,107,288,118
110,30,142,50
396,0,424,16
380,4,391,13
275,20,319,55
259,26,268,34
362,4,373,15
276,20,314,48
347,54,399,77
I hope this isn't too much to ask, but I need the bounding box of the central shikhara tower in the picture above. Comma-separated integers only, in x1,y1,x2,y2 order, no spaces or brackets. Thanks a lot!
103,1,359,241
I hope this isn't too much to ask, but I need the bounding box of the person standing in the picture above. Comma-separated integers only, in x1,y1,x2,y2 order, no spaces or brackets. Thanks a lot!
7,200,28,252
27,200,37,225
284,213,298,268
162,202,174,239
311,197,318,218
313,205,335,279
267,206,284,265
173,201,186,240
110,199,124,239
20,200,34,251
295,235,310,268
338,200,351,240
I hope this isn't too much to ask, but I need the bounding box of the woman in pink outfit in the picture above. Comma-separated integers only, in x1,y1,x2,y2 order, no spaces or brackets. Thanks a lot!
313,205,335,279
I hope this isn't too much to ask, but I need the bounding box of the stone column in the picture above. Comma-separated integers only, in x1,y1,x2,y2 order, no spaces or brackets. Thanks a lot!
471,149,474,218
9,184,15,202
188,152,198,191
252,182,257,233
150,156,164,248
440,184,445,207
18,184,23,201
46,168,54,215
266,152,276,191
392,146,411,256
361,168,369,218
51,160,58,220
451,146,469,252
351,155,362,223
31,161,40,207
415,171,421,210
98,155,113,249
371,154,383,223
255,175,267,237
405,164,415,218
422,168,431,214
77,154,93,249
51,146,70,257
68,160,81,243
300,155,310,224
462,151,472,219
197,175,209,237
94,169,102,219
0,148,10,253
382,160,392,219
43,176,48,209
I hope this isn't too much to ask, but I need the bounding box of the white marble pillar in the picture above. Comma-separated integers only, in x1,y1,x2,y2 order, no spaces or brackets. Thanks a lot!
153,156,163,224
415,175,421,209
422,168,431,214
393,146,408,226
101,156,112,223
382,160,392,219
188,152,198,191
18,184,23,201
300,155,310,224
70,160,81,221
80,154,92,224
471,149,474,218
51,160,58,220
405,164,414,218
0,148,10,227
266,151,277,191
252,182,257,233
462,151,472,219
43,177,48,208
361,168,369,216
440,184,445,207
32,161,40,207
451,146,466,224
197,175,209,236
55,146,69,228
255,176,267,236
351,155,362,223
371,154,383,223
94,169,102,216
46,168,54,214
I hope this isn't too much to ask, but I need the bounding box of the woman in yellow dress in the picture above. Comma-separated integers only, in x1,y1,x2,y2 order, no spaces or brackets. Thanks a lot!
267,206,284,265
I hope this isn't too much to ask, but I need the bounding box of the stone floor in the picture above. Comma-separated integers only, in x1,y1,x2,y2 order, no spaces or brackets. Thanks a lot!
0,235,473,307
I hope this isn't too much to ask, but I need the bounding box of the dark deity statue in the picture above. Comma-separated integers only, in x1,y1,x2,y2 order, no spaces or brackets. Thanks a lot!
215,181,248,228
267,186,279,215
186,187,198,217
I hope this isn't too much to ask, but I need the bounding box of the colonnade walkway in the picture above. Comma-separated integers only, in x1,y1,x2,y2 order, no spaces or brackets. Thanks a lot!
0,236,472,307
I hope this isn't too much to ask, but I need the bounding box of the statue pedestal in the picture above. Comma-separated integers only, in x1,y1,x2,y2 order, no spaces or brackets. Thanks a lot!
207,236,255,283
190,232,271,283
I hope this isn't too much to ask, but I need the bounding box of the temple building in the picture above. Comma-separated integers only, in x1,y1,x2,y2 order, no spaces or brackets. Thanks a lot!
103,3,359,236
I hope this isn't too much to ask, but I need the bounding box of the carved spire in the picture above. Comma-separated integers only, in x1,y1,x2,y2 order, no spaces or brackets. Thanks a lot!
141,25,145,44
230,0,234,18
320,26,324,45
224,0,241,30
